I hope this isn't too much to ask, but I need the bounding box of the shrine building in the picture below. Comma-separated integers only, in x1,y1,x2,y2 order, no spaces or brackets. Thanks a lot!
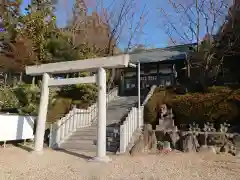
119,43,196,96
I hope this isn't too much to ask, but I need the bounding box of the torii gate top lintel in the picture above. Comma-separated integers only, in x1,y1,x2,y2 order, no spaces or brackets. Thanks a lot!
25,54,130,76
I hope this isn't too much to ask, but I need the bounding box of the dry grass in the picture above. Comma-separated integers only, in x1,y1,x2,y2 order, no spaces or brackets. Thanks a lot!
0,146,240,180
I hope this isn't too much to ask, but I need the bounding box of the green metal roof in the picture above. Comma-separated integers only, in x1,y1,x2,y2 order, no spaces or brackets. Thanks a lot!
129,43,196,64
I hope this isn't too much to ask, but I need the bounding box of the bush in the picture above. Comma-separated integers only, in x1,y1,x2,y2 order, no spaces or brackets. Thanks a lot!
144,86,240,127
58,83,97,108
0,83,57,116
47,98,72,123
169,87,240,125
0,86,19,109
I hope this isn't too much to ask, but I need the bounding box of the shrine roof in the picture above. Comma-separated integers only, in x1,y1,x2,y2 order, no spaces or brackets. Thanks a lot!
129,43,196,64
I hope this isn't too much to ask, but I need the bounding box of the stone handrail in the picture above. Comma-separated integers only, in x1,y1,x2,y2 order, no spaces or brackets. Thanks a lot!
49,87,118,148
142,85,157,106
119,85,156,153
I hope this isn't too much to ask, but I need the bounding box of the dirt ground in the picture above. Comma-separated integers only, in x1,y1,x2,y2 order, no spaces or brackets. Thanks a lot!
0,146,240,180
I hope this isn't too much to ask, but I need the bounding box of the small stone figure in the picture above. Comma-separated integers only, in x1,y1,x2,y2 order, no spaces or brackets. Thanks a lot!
159,104,167,118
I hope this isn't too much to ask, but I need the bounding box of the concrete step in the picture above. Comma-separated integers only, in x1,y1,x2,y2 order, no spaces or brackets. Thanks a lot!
60,142,119,152
64,139,96,145
63,138,119,147
60,144,97,151
71,130,119,138
77,127,97,131
68,135,97,141
72,131,97,136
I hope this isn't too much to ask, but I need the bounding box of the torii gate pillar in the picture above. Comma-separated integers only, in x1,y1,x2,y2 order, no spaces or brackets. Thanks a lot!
34,73,50,152
91,67,110,162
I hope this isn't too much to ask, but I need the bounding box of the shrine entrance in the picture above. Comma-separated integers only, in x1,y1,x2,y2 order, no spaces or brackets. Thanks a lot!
26,55,131,162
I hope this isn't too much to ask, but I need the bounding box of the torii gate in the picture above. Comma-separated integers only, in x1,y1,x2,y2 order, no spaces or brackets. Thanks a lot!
25,54,132,162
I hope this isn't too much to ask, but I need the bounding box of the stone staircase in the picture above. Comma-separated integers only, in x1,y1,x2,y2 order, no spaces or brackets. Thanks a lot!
59,96,137,154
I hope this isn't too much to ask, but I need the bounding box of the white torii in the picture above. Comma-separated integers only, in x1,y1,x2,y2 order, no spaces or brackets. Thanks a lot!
26,54,133,162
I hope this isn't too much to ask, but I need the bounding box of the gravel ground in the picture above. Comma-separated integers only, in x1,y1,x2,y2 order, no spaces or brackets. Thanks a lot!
0,146,240,180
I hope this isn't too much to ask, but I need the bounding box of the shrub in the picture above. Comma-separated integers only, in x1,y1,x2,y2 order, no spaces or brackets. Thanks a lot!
13,83,57,115
168,87,240,125
47,98,72,123
0,86,19,109
144,86,240,127
58,83,97,108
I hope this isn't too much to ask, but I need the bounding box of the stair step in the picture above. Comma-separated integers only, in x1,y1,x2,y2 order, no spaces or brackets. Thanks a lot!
67,135,97,141
60,144,97,151
72,131,97,136
60,143,119,152
64,139,119,146
64,139,96,144
71,129,119,137
77,127,97,131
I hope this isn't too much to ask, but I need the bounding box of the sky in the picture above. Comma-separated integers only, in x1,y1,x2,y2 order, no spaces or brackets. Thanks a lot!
20,0,232,49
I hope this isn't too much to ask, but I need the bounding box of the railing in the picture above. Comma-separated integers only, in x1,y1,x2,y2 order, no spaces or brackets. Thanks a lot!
119,85,157,153
49,87,118,148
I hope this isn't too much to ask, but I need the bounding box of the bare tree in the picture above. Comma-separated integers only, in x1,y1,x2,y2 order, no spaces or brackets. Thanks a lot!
89,0,149,89
158,0,230,46
92,0,149,54
58,0,149,89
158,0,231,80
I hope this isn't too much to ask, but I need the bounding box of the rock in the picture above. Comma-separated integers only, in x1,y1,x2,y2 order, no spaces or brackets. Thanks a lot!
207,134,227,146
233,135,240,151
198,134,207,146
150,131,157,150
129,134,145,156
220,144,229,153
220,141,237,155
155,130,165,142
182,134,199,153
198,146,216,154
235,151,240,157
143,124,153,150
167,127,180,149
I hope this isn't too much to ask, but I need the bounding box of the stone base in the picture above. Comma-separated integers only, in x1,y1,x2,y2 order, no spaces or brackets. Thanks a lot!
89,156,112,163
30,150,44,155
198,146,216,154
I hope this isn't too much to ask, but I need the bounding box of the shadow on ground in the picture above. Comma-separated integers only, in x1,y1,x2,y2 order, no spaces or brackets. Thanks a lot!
54,148,93,160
